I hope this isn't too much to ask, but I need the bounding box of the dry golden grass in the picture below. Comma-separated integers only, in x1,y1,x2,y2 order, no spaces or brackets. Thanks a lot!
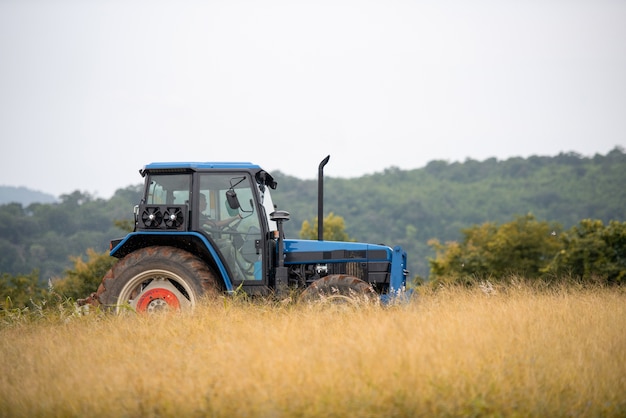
1,284,625,417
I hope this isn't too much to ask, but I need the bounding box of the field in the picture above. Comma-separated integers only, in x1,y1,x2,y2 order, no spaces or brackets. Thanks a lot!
1,283,625,417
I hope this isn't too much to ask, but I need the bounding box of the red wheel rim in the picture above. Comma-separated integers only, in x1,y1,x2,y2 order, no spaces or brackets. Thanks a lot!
136,288,181,312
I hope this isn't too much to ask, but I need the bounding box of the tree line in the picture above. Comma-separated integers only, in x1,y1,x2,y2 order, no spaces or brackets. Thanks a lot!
0,148,625,308
273,147,626,278
0,186,142,281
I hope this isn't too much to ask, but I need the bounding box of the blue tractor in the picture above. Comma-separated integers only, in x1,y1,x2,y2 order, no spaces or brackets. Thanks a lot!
85,157,409,312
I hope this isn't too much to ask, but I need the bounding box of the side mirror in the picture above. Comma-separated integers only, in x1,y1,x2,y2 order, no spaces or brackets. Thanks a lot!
226,189,241,211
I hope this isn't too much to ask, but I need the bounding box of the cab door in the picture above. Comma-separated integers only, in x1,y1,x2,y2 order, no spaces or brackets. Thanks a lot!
197,173,267,292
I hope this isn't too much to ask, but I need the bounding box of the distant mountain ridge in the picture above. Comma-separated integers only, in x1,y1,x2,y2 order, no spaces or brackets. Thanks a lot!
0,186,58,205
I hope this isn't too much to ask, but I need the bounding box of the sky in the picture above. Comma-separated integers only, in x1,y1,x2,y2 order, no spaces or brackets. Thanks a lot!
1,0,625,199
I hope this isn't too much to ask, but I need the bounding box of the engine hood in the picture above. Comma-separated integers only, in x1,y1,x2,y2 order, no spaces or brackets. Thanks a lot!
283,239,393,264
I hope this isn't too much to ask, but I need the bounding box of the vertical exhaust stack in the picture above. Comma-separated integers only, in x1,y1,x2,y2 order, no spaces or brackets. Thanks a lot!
318,155,330,241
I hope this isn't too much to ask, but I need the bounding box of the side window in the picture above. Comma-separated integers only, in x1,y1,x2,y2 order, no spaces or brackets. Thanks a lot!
146,182,166,204
199,173,263,282
146,174,191,205
198,174,252,223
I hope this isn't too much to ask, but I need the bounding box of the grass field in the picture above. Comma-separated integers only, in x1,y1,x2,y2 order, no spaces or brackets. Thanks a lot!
1,282,625,417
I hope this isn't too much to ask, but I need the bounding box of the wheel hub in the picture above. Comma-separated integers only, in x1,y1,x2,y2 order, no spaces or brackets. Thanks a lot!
129,278,192,313
136,288,181,312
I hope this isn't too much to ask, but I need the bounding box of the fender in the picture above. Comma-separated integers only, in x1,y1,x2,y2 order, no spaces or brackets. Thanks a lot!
110,231,235,292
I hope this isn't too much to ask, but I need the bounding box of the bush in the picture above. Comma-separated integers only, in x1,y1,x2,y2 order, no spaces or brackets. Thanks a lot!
0,270,47,310
429,215,626,285
428,214,561,282
546,219,626,284
53,248,117,300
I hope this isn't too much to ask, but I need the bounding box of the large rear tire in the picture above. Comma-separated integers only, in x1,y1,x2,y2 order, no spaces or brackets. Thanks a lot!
98,246,220,314
299,274,378,305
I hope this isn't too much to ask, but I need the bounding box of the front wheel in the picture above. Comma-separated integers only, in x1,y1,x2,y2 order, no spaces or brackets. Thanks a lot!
299,274,379,305
98,246,220,314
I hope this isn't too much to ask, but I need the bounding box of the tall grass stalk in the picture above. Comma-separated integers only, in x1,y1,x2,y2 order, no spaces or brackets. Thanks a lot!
1,284,624,417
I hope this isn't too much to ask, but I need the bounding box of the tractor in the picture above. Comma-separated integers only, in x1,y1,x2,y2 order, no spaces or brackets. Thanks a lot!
82,156,410,312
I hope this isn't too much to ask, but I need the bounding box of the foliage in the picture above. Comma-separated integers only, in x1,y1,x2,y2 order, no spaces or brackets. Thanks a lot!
273,147,626,278
429,215,626,285
0,270,48,310
299,212,354,241
0,248,117,309
113,218,135,233
0,185,141,281
1,148,625,285
545,219,626,284
53,249,117,300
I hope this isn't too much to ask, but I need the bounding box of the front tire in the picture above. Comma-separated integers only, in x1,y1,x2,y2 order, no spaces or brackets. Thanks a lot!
299,274,378,305
98,246,220,314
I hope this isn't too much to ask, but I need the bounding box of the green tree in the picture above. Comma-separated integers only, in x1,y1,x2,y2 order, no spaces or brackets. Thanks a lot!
0,270,47,309
1,148,625,283
0,185,140,281
429,214,562,282
53,249,117,300
299,212,354,242
546,219,626,284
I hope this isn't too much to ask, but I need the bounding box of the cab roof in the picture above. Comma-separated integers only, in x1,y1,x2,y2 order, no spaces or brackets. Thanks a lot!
140,162,277,189
143,162,261,171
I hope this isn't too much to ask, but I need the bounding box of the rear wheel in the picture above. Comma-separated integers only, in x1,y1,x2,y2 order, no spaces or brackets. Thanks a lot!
98,246,220,314
299,274,378,305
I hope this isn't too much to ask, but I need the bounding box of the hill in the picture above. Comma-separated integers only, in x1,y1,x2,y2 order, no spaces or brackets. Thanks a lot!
271,147,626,278
0,148,624,281
0,186,57,205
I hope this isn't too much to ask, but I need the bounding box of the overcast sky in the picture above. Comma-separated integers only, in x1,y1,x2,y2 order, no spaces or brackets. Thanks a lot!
1,0,625,199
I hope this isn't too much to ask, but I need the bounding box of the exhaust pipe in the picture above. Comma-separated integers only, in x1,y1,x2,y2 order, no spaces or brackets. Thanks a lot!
318,155,330,241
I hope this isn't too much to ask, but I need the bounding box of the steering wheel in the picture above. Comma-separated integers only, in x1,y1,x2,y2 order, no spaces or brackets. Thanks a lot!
202,215,241,233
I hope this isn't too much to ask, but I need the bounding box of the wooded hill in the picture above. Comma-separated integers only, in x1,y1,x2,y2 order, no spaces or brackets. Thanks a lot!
0,147,624,282
272,147,626,278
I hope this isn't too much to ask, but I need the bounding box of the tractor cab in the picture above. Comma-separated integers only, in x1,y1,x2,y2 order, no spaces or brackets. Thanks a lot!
122,163,280,293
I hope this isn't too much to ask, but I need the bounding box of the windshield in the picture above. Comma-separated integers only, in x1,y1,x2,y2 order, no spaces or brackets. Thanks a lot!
260,187,277,233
